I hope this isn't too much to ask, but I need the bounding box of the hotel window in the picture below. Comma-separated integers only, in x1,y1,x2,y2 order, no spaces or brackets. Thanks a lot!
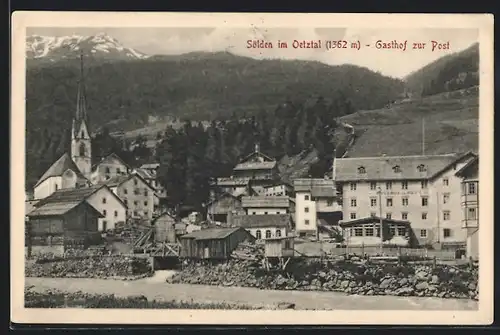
265,230,272,239
393,165,401,173
443,228,451,238
276,230,282,237
370,212,376,217
402,197,409,206
421,180,428,189
420,229,427,238
389,226,396,236
443,178,449,186
350,182,357,191
417,164,426,172
468,182,476,194
386,181,392,190
305,195,310,200
422,212,427,220
386,213,392,219
350,198,357,207
350,213,357,220
354,228,363,236
102,197,107,204
305,207,309,213
386,198,393,207
358,166,366,174
443,193,450,204
256,230,262,239
397,227,406,236
401,181,408,190
114,211,118,217
421,197,428,206
443,210,450,221
305,219,310,225
365,227,374,236
370,182,377,190
402,212,408,220
370,198,377,207
103,210,107,217
468,208,477,220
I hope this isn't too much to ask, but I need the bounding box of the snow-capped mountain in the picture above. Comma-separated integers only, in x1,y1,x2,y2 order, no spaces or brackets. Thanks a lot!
26,32,149,61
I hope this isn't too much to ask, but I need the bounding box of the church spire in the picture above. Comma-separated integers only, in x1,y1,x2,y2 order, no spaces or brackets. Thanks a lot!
76,51,88,122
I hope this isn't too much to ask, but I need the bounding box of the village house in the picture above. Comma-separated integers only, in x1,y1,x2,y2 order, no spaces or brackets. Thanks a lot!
134,162,167,211
26,199,103,256
31,184,127,232
231,214,292,240
90,153,132,184
241,196,295,215
455,156,479,259
262,181,294,197
179,227,255,260
205,192,248,223
294,178,341,239
102,173,156,221
334,152,477,248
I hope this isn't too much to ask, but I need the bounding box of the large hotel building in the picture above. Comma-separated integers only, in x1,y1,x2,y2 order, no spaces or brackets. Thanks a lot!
334,152,477,250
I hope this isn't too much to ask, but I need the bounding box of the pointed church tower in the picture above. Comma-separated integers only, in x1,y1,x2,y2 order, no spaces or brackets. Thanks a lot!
71,52,92,178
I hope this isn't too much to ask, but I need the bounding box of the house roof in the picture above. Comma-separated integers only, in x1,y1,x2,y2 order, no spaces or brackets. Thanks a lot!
294,179,336,197
102,173,156,191
33,184,126,209
27,201,104,218
455,156,479,178
134,168,155,180
92,153,131,171
339,216,410,227
34,153,86,187
334,154,463,182
216,177,252,186
233,161,277,171
241,196,293,208
140,163,160,169
25,200,39,216
232,214,291,229
180,227,243,240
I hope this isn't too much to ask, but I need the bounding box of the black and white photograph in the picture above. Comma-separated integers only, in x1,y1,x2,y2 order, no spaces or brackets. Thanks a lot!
11,12,494,325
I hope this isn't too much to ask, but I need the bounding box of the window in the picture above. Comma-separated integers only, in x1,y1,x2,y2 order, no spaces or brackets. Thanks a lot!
256,230,261,239
358,166,366,174
468,182,476,194
102,197,107,204
276,230,281,237
386,213,392,219
417,164,427,172
421,197,428,206
386,182,392,190
401,181,408,190
327,199,334,206
443,193,450,204
134,179,138,186
79,143,86,156
124,199,128,206
354,228,363,236
370,198,377,207
443,228,451,238
389,226,396,236
144,211,148,217
304,195,310,200
276,211,280,214
103,210,107,216
370,182,377,190
397,227,406,236
393,165,401,173
252,212,256,215
134,189,140,195
124,189,128,195
144,201,148,206
421,180,428,189
402,197,409,206
134,201,138,206
264,212,268,215
443,211,450,221
305,219,310,225
422,212,428,220
402,212,408,220
284,239,290,249
105,167,111,173
133,210,138,217
102,221,107,231
370,212,376,217
350,182,357,191
114,211,118,217
265,230,272,239
350,198,357,207
376,227,381,237
350,213,357,220
386,198,393,207
305,207,309,213
81,131,85,138
468,208,477,220
443,178,449,186
144,190,148,196
55,184,59,191
365,227,374,236
117,168,121,174
420,229,427,238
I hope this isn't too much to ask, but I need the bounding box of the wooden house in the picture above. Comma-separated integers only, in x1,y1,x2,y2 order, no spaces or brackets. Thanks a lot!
179,227,255,260
264,237,295,258
152,212,177,243
26,200,103,256
205,192,246,223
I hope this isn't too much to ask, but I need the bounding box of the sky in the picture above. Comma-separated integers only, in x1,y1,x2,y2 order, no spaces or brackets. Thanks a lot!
28,27,478,79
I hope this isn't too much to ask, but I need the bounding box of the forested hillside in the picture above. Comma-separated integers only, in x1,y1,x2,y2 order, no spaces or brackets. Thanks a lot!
404,43,479,97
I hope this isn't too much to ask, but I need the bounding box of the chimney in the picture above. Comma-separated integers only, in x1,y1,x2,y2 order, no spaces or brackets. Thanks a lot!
254,143,260,153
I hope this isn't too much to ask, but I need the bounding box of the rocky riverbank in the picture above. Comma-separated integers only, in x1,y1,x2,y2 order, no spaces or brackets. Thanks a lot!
168,258,478,300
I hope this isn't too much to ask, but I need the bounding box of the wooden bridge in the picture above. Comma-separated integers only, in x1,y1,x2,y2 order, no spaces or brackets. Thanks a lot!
133,227,181,257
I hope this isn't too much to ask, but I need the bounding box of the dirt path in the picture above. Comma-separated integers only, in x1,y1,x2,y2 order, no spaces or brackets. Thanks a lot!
25,277,478,310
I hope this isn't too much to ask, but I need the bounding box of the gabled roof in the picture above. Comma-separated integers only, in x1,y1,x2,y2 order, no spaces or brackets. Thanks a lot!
429,151,477,181
233,161,276,171
34,153,86,188
28,200,104,218
33,184,126,209
140,163,160,170
102,173,155,192
180,227,244,240
241,196,293,208
294,178,336,197
455,156,479,178
205,192,241,207
335,154,462,182
92,153,131,171
232,214,291,229
134,168,155,179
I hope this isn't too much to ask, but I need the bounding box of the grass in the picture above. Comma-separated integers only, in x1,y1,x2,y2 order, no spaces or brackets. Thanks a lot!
24,288,261,309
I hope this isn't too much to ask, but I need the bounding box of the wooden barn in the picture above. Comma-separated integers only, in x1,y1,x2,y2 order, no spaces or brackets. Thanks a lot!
264,236,295,258
205,192,246,223
26,200,103,256
152,212,177,243
179,227,255,260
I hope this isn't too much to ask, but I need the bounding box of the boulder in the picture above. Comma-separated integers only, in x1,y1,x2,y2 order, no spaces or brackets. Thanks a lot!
431,275,440,284
415,282,429,291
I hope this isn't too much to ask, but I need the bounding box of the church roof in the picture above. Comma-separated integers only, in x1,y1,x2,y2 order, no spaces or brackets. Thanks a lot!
34,153,86,188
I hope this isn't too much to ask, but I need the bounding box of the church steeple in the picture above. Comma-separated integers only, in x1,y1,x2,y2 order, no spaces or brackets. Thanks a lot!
71,51,92,178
